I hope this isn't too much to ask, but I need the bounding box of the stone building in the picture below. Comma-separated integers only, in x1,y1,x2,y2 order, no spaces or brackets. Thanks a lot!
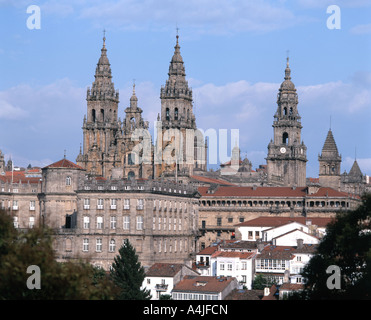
197,185,360,248
52,176,200,270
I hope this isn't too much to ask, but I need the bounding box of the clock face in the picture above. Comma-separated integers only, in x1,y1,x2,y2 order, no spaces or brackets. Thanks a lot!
280,147,286,154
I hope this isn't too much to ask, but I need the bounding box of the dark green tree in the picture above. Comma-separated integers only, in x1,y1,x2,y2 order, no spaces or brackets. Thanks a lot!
252,274,277,290
110,239,151,300
292,194,371,300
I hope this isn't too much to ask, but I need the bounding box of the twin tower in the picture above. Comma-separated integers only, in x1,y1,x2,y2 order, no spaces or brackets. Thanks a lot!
76,34,207,180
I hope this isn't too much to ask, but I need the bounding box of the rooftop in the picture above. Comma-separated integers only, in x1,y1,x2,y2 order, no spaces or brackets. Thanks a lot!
172,276,235,293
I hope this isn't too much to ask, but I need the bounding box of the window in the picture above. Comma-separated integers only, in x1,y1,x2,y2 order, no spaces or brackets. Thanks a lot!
137,199,144,210
96,216,103,229
217,217,222,226
13,216,19,228
83,216,90,229
29,217,35,228
30,201,36,211
239,217,244,223
83,238,89,252
241,262,247,270
220,263,225,271
123,216,130,230
110,199,117,210
13,188,18,193
227,263,232,271
282,132,289,145
128,171,135,180
255,231,260,239
12,200,18,210
248,231,253,240
242,275,247,283
84,198,90,210
96,239,102,252
128,153,135,165
166,108,170,121
174,108,178,120
97,199,104,210
66,176,71,186
110,216,117,229
137,216,143,230
109,239,116,252
124,199,130,210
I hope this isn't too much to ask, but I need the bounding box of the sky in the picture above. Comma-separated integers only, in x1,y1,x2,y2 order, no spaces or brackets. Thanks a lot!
0,0,370,178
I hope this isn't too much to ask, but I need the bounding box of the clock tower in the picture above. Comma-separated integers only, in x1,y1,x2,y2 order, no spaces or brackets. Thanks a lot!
266,57,307,186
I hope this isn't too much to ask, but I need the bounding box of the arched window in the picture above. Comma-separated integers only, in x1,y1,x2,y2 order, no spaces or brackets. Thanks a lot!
282,132,289,144
289,107,293,116
283,107,287,116
100,109,104,122
92,109,96,122
109,239,116,252
128,171,135,180
174,108,178,120
66,176,71,186
166,108,170,121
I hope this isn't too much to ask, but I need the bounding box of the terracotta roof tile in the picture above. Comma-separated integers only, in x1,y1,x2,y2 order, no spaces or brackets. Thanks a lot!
191,175,236,186
212,251,255,259
235,216,333,228
172,276,235,293
43,158,84,170
145,263,186,277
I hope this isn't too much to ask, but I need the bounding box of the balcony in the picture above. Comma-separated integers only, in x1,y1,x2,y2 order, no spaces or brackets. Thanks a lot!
97,205,104,210
137,205,144,210
155,284,168,291
110,205,117,210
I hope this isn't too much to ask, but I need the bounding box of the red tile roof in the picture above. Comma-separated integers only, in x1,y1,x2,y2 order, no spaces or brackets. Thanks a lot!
0,171,42,184
198,186,354,198
191,175,236,186
212,251,255,259
43,158,84,170
145,263,188,277
172,276,235,293
235,216,333,228
197,245,220,256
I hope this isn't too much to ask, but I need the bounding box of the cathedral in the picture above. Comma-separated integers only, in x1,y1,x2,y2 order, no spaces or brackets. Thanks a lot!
76,34,207,182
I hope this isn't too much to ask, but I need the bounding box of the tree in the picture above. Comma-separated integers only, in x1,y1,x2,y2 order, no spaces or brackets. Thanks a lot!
252,274,277,290
293,194,371,300
110,239,151,300
0,209,117,300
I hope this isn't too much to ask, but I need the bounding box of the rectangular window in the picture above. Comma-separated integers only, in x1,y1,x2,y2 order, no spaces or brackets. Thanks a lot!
123,199,130,210
83,238,89,252
97,199,104,210
96,239,102,252
109,239,116,252
110,199,117,210
227,263,232,271
217,217,222,226
137,216,143,230
110,216,117,229
96,216,103,229
242,262,247,270
84,198,90,210
220,263,225,271
13,216,19,228
137,199,144,210
30,201,36,211
248,231,253,239
12,200,18,210
123,216,130,230
255,231,260,239
83,216,90,229
29,217,35,228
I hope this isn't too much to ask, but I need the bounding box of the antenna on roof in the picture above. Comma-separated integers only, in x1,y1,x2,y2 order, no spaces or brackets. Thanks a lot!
64,149,66,159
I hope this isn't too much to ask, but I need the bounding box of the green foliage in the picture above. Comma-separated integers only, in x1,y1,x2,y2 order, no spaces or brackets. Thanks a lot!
252,274,277,290
0,209,117,300
159,294,172,300
110,239,151,300
294,194,371,300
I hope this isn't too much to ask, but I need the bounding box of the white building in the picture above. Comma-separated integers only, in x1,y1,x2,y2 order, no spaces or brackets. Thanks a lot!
211,251,256,289
142,263,199,300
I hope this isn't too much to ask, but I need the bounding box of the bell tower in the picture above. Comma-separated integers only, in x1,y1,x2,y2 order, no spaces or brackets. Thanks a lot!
77,34,121,178
266,57,307,186
156,34,206,178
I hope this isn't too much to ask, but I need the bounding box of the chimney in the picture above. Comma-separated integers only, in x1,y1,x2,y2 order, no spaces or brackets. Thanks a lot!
297,238,303,250
264,287,270,296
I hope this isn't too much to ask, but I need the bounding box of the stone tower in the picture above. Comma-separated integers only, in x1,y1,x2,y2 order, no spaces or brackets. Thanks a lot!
121,84,153,180
0,150,4,174
266,57,307,187
77,35,121,178
318,129,341,190
156,34,206,178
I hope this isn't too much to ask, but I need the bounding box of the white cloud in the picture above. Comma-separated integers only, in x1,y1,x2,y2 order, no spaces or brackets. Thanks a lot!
0,99,27,119
350,23,371,35
78,0,303,34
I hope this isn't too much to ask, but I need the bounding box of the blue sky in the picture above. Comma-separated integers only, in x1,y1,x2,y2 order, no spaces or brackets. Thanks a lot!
0,0,370,178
